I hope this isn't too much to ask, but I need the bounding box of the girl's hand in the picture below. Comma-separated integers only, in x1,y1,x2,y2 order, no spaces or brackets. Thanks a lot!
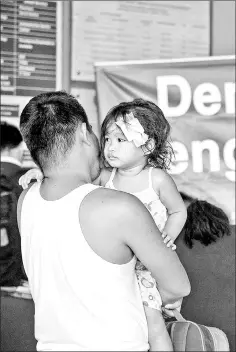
19,168,43,189
162,298,183,317
162,231,176,251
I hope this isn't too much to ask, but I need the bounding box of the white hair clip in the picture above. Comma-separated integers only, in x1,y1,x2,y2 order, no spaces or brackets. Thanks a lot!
115,112,149,148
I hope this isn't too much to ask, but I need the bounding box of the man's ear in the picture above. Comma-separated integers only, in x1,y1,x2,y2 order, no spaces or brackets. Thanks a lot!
143,138,155,155
80,123,91,146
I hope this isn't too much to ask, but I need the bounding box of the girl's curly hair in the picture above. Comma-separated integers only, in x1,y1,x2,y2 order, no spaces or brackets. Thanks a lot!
180,193,231,248
100,98,174,169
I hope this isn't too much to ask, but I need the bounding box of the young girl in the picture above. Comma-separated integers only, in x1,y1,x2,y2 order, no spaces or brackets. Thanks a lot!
19,98,187,351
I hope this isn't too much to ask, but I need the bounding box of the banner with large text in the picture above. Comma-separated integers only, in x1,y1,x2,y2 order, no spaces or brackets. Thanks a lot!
95,56,235,223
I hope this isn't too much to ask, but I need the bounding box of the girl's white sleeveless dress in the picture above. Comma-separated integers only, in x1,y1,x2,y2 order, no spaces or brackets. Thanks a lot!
105,167,167,310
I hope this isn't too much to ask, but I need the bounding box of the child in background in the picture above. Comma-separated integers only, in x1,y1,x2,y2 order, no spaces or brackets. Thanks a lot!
19,98,187,351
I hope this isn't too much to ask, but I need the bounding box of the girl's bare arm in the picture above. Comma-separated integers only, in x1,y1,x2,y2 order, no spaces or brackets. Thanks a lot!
152,169,187,242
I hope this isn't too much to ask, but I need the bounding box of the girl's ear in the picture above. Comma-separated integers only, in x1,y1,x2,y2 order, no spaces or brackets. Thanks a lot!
142,138,155,155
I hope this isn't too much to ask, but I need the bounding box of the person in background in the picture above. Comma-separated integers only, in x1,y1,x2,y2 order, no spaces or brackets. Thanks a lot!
1,122,26,198
0,122,28,286
18,91,190,351
176,192,235,351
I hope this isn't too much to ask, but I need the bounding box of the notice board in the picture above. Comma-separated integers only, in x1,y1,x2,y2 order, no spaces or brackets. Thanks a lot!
1,0,57,96
71,1,210,81
1,0,59,167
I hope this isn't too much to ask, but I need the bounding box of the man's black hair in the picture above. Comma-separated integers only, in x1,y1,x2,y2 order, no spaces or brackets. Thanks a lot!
20,91,91,169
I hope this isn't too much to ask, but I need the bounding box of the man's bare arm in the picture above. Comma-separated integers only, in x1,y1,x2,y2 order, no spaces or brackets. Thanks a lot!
81,189,190,305
113,194,191,304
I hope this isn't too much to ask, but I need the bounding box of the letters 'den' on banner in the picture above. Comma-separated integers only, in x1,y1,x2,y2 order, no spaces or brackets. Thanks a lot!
95,56,235,224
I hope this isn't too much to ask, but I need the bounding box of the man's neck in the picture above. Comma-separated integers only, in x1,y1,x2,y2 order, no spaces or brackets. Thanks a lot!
40,168,93,201
44,173,91,185
43,166,92,183
40,178,89,201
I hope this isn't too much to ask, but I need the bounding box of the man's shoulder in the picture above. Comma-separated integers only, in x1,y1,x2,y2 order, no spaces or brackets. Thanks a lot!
81,186,152,248
83,186,144,224
89,186,139,211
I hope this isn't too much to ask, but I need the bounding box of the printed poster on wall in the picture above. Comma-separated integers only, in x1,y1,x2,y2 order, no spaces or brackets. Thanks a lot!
95,56,235,224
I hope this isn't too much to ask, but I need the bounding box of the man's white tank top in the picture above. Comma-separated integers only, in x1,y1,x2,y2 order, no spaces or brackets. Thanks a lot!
20,182,148,351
